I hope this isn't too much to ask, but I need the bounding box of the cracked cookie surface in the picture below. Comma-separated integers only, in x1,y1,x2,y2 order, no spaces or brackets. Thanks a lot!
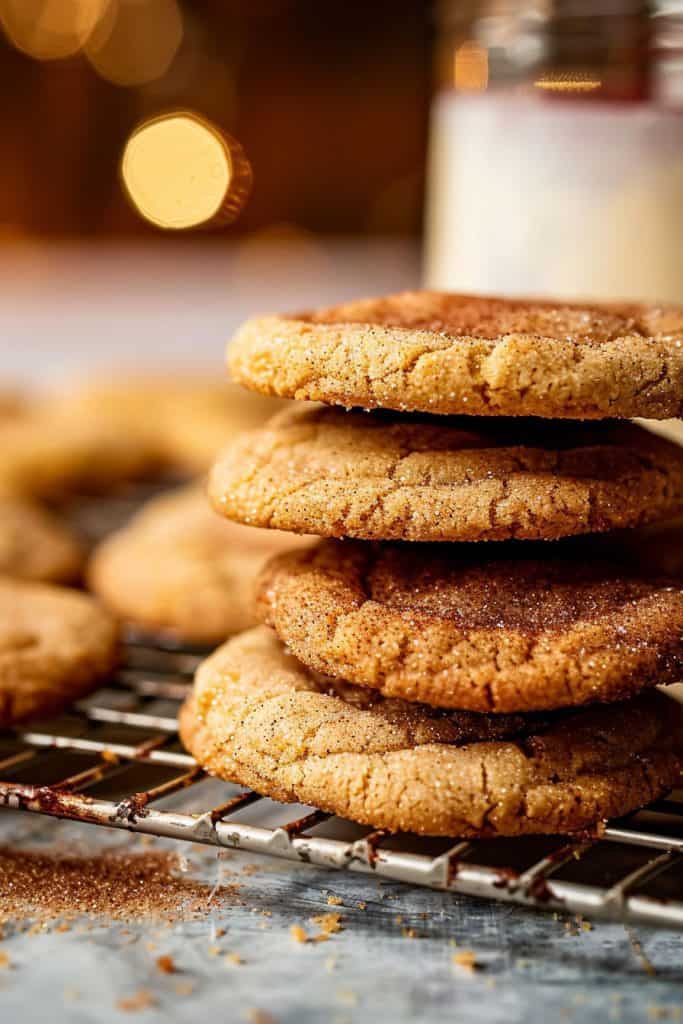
209,406,683,542
0,578,119,726
228,291,683,420
256,540,683,713
0,499,83,583
179,627,683,837
88,485,312,644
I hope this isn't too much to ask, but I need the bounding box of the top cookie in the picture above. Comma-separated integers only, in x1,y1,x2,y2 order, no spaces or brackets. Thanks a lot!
228,291,683,420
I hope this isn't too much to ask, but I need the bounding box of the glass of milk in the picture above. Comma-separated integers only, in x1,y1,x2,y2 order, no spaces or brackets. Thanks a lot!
425,0,683,304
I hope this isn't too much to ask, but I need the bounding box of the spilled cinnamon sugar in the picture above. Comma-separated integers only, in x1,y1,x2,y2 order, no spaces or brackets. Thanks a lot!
0,847,240,926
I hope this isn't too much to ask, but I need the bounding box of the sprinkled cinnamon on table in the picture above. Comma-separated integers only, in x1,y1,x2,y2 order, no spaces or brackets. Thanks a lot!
0,847,239,926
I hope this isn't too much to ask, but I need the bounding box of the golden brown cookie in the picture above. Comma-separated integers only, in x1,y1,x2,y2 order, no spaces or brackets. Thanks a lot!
210,406,683,542
179,627,683,837
256,540,683,713
56,374,286,473
228,291,683,420
0,579,119,726
0,413,159,501
0,499,83,583
87,485,312,644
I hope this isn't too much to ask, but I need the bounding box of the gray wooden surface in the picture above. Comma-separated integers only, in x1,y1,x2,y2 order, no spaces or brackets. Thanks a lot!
1,809,682,1024
1,240,681,1021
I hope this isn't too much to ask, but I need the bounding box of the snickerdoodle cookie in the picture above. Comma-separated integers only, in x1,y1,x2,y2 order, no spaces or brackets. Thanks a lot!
255,540,683,713
88,486,311,644
0,499,83,583
0,414,159,501
56,374,285,473
0,579,119,726
228,291,683,420
210,406,683,542
179,627,683,837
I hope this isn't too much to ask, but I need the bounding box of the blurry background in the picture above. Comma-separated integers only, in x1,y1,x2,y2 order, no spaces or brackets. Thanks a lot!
0,0,432,241
1,1,682,385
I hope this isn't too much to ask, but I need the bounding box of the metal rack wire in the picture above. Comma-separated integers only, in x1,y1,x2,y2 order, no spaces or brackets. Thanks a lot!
1,633,682,928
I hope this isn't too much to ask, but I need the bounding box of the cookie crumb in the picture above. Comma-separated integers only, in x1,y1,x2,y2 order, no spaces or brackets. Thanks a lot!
647,1006,683,1021
452,950,478,974
225,952,244,966
311,912,344,940
174,981,194,997
357,901,367,911
207,945,222,957
244,1011,277,1024
626,927,657,977
326,895,343,907
116,990,157,1012
336,991,358,1007
155,955,176,974
290,924,308,944
401,927,419,939
325,956,338,973
0,952,9,969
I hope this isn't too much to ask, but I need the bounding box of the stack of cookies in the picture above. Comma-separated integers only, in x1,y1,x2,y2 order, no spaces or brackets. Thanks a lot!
180,292,683,838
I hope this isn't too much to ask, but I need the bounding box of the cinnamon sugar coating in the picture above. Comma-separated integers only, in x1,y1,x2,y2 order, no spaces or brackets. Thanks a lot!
228,291,683,420
209,406,683,542
179,627,683,837
255,540,683,713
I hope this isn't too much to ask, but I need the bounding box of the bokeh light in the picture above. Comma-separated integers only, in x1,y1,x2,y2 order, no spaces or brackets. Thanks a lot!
0,0,110,61
453,40,488,93
121,113,252,230
85,0,183,87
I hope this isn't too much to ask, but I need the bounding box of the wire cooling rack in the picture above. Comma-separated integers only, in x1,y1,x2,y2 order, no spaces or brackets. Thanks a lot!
0,489,681,927
1,632,682,928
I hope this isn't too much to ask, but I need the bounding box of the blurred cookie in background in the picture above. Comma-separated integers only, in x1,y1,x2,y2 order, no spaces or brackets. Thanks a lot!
0,412,161,502
0,578,119,726
0,499,83,583
87,484,311,645
53,374,286,474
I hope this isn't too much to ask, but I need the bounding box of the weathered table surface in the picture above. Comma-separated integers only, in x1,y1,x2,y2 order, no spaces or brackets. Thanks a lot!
1,809,682,1024
1,240,681,1022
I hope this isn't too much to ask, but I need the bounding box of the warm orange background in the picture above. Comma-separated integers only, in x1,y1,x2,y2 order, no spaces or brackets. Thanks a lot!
0,1,432,239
